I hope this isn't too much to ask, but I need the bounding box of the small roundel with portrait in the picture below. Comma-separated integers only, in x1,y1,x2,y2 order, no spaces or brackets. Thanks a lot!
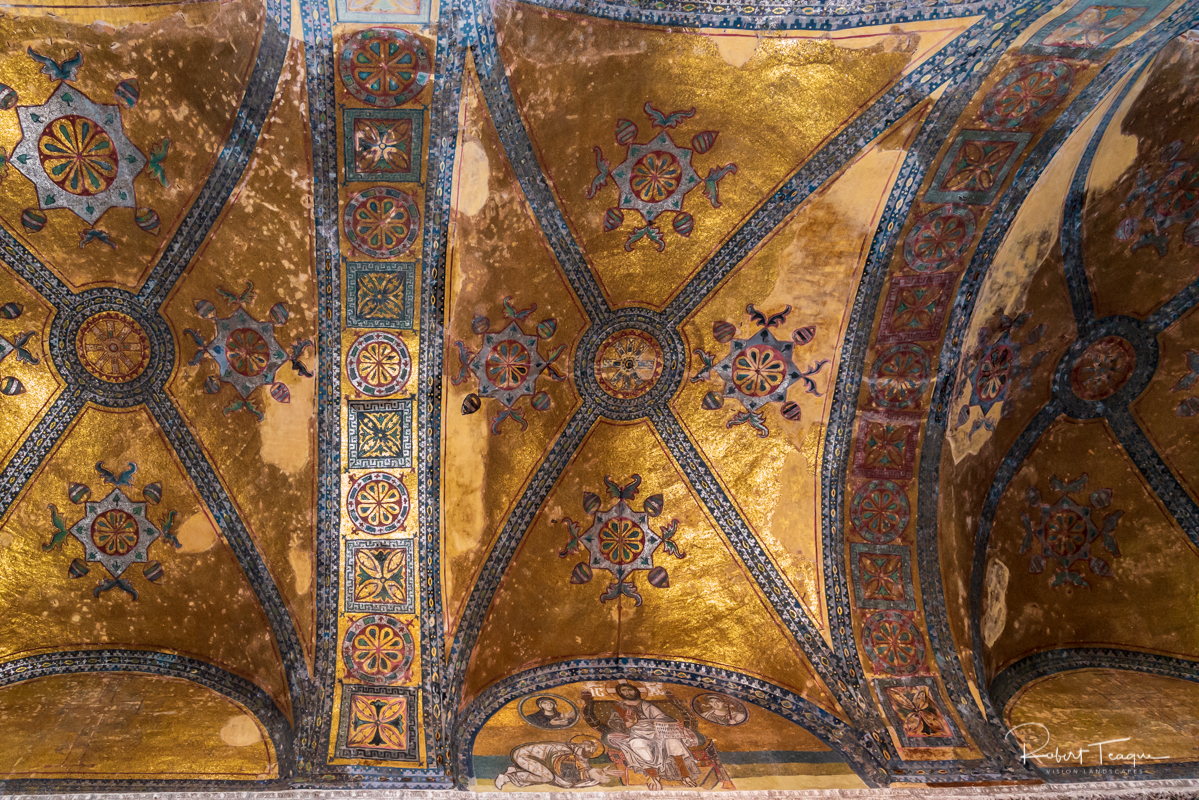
691,693,749,726
518,693,579,730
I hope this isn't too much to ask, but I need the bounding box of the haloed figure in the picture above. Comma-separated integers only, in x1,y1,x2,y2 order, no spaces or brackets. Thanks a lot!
607,684,700,790
526,696,574,728
697,694,747,726
494,736,606,790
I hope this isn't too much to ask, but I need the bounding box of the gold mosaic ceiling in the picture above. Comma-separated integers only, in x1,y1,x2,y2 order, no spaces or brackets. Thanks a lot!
0,0,1197,791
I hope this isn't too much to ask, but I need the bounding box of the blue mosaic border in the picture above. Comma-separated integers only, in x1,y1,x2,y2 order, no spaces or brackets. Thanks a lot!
517,0,1026,31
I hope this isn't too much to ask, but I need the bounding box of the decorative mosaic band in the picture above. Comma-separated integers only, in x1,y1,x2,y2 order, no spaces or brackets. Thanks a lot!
517,0,1027,32
818,6,1045,770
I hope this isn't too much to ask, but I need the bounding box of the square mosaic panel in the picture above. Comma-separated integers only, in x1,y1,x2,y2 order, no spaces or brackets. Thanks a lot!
346,261,416,330
851,543,916,611
348,397,413,470
852,412,919,480
335,684,420,761
874,677,966,749
343,108,424,183
925,130,1031,206
879,273,955,344
345,538,415,614
334,0,431,27
1024,0,1169,60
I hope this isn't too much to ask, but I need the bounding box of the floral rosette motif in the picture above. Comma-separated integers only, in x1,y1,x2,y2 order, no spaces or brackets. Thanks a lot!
9,48,167,243
558,475,685,605
692,304,828,436
451,297,566,434
585,102,736,251
185,281,313,420
342,614,415,684
42,461,181,600
1020,474,1124,588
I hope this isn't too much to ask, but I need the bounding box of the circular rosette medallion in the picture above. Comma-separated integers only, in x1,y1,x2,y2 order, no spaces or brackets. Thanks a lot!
344,187,420,258
903,205,976,272
468,321,548,407
209,307,289,398
862,610,925,676
597,516,646,564
69,488,161,578
1070,336,1136,401
594,329,663,400
91,509,139,556
582,500,660,576
868,344,930,411
341,614,415,684
611,131,700,222
11,84,146,226
850,480,910,544
75,311,151,383
1044,506,1088,557
980,60,1074,131
339,28,432,107
630,151,682,203
347,471,410,535
347,331,412,397
971,341,1016,412
715,329,798,412
39,115,118,196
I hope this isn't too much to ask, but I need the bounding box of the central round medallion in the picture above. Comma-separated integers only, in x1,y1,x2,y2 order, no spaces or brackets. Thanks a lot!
1070,335,1136,401
630,151,682,203
91,509,139,556
38,115,118,196
594,329,664,400
597,516,646,565
75,311,151,383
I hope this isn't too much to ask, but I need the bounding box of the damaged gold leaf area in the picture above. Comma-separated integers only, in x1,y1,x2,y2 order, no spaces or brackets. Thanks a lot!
801,422,826,477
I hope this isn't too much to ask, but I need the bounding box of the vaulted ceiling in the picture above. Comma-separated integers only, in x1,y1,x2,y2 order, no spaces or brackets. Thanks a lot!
0,0,1198,791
